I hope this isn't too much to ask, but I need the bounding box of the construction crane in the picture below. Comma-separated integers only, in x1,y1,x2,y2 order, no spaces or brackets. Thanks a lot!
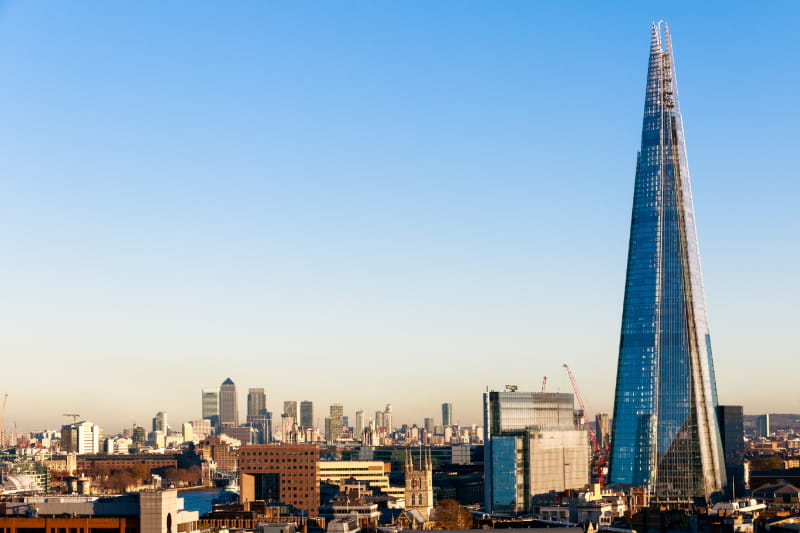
62,413,81,423
563,364,606,485
541,376,547,392
563,364,597,450
0,394,8,447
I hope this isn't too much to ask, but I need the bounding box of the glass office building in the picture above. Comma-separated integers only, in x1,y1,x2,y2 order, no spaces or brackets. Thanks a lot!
484,391,589,513
609,23,726,503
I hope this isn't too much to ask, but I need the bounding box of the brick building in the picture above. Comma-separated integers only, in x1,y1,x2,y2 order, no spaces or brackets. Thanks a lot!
76,454,178,473
239,444,319,516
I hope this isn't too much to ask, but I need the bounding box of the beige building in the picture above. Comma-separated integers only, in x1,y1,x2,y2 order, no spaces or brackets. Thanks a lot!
317,460,404,500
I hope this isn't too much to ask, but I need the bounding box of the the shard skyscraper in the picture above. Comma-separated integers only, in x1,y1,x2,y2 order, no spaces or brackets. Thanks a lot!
608,23,726,503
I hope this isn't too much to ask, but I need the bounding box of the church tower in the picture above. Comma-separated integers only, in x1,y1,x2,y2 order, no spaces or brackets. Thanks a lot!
404,448,433,521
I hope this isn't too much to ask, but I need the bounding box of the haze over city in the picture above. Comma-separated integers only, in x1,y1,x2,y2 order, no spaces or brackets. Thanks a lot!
2,2,799,432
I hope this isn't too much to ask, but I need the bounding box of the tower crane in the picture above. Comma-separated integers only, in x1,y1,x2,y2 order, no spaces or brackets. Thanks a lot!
62,413,81,423
563,364,598,450
563,363,607,485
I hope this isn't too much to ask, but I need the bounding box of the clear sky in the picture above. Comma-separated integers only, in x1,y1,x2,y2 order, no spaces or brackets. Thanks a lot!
2,2,798,433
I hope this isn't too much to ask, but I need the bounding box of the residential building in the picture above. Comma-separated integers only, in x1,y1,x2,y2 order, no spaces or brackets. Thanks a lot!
608,23,726,503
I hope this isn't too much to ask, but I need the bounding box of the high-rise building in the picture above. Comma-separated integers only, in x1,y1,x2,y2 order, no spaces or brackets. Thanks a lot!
219,378,239,427
283,401,298,424
609,23,726,503
424,418,434,435
756,414,770,439
355,409,365,440
132,426,146,447
300,401,314,428
383,404,393,433
595,413,610,450
329,404,344,442
442,403,453,427
716,406,745,498
152,411,167,434
202,388,220,428
247,388,267,421
483,390,589,514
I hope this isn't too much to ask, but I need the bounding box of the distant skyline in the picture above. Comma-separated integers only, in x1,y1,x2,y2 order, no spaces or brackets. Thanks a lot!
2,2,799,432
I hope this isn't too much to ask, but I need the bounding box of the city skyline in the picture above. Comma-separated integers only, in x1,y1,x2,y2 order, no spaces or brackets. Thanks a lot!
3,3,799,431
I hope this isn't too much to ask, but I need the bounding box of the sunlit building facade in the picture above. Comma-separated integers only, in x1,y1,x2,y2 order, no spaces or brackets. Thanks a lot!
483,391,589,514
609,23,726,503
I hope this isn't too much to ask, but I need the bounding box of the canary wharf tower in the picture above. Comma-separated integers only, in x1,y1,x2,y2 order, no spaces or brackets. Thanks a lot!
609,23,726,503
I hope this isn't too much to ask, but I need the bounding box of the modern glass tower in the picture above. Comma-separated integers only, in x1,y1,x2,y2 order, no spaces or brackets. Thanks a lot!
609,23,726,503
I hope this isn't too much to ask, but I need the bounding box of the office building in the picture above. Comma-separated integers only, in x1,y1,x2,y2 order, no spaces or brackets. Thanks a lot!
442,403,453,427
300,400,314,428
152,411,167,434
247,388,267,421
283,401,298,424
424,418,434,435
355,409,365,440
239,444,320,516
595,413,610,450
329,404,344,442
716,405,745,498
383,404,393,433
757,414,770,438
483,390,589,513
608,23,726,503
317,460,403,499
202,388,220,429
219,377,239,427
60,421,102,454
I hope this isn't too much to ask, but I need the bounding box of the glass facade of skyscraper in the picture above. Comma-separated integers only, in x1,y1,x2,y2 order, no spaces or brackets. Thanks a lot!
609,23,726,503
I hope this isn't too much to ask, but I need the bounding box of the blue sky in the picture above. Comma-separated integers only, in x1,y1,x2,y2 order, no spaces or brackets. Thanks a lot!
2,2,798,432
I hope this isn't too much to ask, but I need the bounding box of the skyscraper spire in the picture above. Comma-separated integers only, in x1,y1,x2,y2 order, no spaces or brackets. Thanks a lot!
608,23,726,504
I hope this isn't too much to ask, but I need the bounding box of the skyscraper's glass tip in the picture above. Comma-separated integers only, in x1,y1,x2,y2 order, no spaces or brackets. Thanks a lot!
608,23,726,503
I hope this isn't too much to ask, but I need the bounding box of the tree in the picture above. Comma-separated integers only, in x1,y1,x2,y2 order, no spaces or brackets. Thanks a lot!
433,499,472,530
107,470,137,492
128,463,151,481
